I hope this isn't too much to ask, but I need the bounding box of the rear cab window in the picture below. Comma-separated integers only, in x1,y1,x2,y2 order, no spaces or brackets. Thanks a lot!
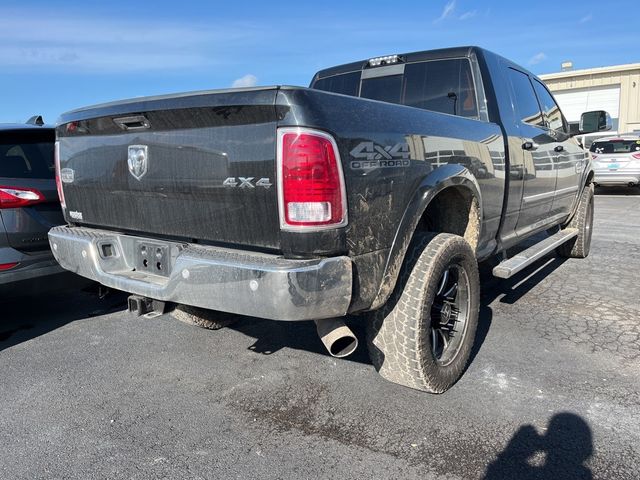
311,56,489,121
0,130,55,179
590,139,640,154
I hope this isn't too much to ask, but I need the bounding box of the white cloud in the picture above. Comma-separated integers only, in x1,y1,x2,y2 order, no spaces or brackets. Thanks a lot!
579,13,593,23
435,1,456,22
0,8,257,72
528,52,547,65
459,10,477,20
231,74,258,88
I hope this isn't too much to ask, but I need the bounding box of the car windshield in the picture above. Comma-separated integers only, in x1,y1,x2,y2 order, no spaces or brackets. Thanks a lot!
590,139,640,154
0,131,54,179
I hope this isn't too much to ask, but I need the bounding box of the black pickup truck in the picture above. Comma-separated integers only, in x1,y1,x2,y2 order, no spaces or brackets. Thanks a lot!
49,47,610,393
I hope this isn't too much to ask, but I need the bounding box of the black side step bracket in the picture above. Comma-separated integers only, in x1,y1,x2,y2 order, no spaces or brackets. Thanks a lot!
492,228,578,279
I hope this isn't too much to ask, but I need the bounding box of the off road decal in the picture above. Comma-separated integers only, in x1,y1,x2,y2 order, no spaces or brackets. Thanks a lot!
349,141,410,169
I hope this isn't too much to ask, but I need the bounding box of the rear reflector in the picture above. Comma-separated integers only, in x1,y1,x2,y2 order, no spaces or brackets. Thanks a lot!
54,141,66,209
277,128,347,230
632,153,640,160
0,186,45,209
0,262,19,271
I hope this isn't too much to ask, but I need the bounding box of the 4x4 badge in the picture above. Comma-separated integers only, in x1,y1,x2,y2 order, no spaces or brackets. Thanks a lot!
128,145,148,180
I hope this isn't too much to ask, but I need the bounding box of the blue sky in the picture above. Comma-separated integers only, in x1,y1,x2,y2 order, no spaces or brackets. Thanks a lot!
1,0,639,123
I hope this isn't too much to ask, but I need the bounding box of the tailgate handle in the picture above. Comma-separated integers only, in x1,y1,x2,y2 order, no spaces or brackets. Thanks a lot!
113,115,150,131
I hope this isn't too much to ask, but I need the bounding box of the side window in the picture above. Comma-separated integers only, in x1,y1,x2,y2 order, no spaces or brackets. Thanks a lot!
312,71,361,97
508,68,544,127
532,80,567,133
403,59,479,119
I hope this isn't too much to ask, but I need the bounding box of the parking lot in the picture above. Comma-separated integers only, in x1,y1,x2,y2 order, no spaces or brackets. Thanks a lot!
1,191,638,479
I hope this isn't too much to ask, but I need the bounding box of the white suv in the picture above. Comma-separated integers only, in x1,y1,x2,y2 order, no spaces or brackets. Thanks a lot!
590,135,640,187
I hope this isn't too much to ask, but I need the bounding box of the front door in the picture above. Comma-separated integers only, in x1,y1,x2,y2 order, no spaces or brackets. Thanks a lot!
531,79,583,218
507,68,559,235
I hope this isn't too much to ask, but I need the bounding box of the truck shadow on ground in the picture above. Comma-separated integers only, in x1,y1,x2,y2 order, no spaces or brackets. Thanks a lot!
595,185,640,196
0,285,127,353
484,412,593,480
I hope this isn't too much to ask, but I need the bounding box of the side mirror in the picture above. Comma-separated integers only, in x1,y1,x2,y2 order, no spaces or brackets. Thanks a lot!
579,110,612,134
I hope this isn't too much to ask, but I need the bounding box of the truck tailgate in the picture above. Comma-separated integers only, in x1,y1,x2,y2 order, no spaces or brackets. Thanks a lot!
56,88,281,250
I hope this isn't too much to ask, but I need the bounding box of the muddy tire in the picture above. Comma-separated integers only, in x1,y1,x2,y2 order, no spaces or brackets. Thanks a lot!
557,183,594,259
171,305,238,330
367,233,480,393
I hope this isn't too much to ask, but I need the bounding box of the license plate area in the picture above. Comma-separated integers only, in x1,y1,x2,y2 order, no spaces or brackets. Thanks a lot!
135,241,171,277
608,163,620,170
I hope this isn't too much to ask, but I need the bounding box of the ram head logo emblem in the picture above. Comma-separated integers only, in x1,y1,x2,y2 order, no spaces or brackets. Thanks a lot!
127,145,148,180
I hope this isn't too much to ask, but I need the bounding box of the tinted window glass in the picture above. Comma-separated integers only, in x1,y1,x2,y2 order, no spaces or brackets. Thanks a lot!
508,69,544,127
0,132,54,179
590,139,640,154
312,71,360,96
532,80,566,132
403,59,478,118
360,75,403,104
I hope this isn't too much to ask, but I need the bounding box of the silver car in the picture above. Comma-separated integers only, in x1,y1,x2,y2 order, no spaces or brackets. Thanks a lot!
591,134,640,187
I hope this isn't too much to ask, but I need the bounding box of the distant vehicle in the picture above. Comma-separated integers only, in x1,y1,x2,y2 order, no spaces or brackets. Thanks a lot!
0,121,66,295
50,47,609,393
590,134,640,187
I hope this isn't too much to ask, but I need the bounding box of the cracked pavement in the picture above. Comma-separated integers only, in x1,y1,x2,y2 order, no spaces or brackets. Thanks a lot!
1,190,639,479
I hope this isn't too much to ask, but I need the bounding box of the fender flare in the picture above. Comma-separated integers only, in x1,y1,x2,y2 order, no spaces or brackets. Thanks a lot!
370,164,483,310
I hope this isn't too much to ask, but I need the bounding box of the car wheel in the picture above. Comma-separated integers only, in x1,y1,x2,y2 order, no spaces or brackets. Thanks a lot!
366,233,480,393
557,183,594,259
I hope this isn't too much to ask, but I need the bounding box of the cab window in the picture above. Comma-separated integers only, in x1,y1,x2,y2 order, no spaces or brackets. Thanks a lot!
532,80,567,133
508,69,544,127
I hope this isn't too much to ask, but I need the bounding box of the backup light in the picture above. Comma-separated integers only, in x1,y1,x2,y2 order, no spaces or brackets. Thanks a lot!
277,128,347,230
368,55,401,67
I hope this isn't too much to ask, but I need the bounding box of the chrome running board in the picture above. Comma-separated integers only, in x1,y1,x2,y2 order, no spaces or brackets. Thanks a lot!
493,228,578,279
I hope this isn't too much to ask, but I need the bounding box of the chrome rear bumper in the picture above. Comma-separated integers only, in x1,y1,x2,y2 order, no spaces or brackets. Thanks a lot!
48,226,352,321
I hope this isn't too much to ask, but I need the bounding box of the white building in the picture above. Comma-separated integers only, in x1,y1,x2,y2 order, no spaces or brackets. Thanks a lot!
540,63,640,138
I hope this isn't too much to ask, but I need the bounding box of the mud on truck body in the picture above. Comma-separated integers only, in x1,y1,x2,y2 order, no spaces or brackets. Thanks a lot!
49,47,609,393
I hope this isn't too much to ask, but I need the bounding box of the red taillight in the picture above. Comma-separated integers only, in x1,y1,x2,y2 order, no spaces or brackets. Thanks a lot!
591,154,598,160
632,153,640,160
277,128,347,230
54,141,66,209
0,262,19,271
0,186,45,209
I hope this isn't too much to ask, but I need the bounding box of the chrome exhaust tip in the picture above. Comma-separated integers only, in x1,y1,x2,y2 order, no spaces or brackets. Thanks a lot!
314,318,358,358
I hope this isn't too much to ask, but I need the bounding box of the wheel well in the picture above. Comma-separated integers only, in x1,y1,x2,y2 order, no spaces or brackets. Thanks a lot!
416,186,480,250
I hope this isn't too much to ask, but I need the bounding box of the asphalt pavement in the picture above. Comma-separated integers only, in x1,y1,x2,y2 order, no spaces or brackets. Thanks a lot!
1,190,639,479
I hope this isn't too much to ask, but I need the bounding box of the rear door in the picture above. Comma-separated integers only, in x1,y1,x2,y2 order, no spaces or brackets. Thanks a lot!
0,128,62,252
507,68,559,234
531,79,583,218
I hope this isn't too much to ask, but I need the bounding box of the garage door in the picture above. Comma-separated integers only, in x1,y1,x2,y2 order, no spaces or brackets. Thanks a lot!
552,85,620,122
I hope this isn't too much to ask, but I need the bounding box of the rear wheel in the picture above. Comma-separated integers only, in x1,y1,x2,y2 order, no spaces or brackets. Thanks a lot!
557,183,594,259
366,233,480,393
